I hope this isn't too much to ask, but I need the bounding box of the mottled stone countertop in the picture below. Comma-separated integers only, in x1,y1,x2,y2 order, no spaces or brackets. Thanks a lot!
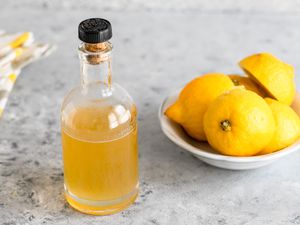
1,5,300,225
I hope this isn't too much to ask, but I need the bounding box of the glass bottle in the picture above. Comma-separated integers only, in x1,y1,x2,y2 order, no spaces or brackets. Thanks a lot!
60,18,138,215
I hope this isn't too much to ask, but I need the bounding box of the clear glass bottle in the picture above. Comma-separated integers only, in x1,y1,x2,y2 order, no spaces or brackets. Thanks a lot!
61,18,138,215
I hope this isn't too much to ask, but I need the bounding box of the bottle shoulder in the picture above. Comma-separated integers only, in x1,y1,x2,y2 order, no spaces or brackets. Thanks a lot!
62,82,135,108
61,82,137,142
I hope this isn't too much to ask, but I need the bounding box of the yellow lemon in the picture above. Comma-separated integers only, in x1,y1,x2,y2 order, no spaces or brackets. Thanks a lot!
165,73,234,141
259,98,300,155
229,74,266,97
239,53,295,105
203,89,275,156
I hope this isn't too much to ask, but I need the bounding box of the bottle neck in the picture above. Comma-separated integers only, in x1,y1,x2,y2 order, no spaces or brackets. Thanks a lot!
78,42,113,89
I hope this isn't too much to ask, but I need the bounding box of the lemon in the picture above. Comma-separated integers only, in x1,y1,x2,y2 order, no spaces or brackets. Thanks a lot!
165,73,234,141
239,53,295,105
258,98,300,155
203,89,275,156
229,74,266,97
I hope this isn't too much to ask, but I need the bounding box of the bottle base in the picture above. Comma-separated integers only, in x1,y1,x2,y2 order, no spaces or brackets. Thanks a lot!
64,186,138,216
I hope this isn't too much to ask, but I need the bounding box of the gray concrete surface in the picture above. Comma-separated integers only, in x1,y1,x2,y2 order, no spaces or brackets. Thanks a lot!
3,0,300,13
1,3,300,225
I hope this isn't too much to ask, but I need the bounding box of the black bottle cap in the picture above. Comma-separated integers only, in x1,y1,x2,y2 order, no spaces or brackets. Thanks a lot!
78,18,112,43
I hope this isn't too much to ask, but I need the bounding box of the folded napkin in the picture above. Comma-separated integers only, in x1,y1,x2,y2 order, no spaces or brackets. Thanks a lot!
0,31,55,117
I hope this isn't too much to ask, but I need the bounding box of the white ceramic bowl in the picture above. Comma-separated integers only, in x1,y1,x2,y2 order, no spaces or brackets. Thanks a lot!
159,89,300,170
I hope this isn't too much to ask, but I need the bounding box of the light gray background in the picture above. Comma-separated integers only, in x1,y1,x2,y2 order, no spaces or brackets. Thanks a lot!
3,0,300,13
1,1,300,224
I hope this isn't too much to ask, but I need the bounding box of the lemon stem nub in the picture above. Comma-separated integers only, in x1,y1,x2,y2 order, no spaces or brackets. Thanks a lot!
232,79,239,86
220,120,232,132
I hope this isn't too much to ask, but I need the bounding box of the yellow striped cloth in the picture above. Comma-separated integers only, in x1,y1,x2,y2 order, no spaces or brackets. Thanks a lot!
0,31,55,118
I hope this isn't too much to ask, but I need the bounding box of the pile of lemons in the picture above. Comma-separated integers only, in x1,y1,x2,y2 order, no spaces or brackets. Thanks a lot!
165,53,300,156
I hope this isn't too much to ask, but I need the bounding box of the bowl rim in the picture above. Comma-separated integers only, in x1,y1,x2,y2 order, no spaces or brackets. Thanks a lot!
158,89,300,163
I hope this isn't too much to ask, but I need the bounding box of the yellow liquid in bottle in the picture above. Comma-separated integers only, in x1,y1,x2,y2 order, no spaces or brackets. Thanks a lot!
61,105,138,215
